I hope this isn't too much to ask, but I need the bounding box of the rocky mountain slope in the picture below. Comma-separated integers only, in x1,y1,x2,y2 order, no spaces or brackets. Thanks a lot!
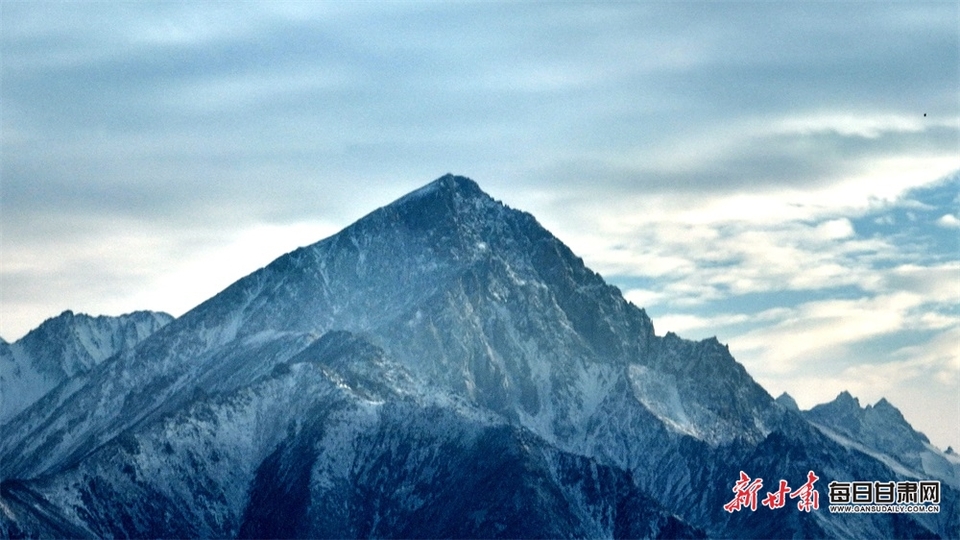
805,391,960,490
0,310,172,424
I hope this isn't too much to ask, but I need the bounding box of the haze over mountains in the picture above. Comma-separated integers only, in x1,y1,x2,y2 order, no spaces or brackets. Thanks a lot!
1,175,956,538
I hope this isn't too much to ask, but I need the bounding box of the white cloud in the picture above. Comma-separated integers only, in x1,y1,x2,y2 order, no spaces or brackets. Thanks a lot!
581,215,895,310
816,218,855,240
937,214,960,229
887,326,960,386
882,262,960,299
727,261,957,363
730,293,924,373
773,112,945,139
623,288,665,309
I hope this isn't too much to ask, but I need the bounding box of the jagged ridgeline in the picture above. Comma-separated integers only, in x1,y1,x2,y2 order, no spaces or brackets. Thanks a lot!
1,175,956,538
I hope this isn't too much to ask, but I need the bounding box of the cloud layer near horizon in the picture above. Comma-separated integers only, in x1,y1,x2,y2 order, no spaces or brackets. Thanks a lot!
3,2,957,449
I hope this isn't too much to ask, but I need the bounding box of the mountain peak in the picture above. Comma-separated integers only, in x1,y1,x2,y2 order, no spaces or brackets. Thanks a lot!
391,174,489,209
803,391,864,437
873,397,895,411
870,398,900,419
775,392,800,411
434,173,483,194
805,392,933,459
835,390,860,408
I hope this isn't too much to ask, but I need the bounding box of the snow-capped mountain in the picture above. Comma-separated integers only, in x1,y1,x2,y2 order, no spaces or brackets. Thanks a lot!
1,175,955,538
0,310,172,424
805,391,960,489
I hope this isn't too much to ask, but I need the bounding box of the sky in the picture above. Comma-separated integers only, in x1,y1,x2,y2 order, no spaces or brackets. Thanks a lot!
2,2,958,450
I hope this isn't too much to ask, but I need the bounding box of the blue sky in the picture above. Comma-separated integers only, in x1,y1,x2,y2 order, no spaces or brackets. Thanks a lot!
2,2,957,450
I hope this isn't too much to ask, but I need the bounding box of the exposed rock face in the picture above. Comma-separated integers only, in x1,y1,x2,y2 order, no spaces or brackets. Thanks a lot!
1,310,173,423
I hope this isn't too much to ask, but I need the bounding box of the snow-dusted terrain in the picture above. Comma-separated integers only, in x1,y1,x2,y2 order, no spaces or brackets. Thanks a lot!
805,391,960,490
1,175,956,538
0,310,172,424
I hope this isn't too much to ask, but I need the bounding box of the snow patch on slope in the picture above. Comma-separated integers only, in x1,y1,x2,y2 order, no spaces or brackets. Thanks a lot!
628,364,697,439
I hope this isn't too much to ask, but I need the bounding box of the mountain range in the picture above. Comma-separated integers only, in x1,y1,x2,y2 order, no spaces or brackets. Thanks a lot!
1,175,956,538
